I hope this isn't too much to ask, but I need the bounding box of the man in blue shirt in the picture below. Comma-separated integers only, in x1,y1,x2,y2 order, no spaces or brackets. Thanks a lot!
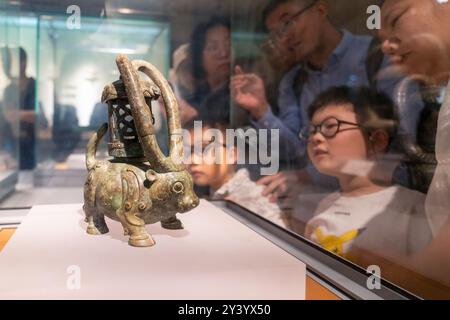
231,0,424,196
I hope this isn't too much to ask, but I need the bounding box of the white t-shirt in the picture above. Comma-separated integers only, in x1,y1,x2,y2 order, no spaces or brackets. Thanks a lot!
305,185,434,259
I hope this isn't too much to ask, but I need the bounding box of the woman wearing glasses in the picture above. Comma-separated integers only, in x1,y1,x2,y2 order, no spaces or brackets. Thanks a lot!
302,86,433,259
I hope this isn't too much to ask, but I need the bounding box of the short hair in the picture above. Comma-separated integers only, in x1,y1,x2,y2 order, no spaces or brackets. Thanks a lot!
190,16,230,85
307,86,399,140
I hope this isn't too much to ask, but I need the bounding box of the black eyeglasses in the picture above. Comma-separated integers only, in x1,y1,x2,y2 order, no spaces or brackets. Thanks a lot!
261,0,318,53
299,117,363,141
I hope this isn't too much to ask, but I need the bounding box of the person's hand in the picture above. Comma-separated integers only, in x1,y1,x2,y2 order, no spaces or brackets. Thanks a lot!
230,65,269,120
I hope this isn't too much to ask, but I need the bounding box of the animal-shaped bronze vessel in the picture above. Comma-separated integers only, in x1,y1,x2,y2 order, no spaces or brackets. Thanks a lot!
83,55,199,247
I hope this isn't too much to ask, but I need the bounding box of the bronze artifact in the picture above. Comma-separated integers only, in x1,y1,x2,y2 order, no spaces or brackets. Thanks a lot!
83,55,199,247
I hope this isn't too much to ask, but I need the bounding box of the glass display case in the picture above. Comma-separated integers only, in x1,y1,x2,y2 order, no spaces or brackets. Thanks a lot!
1,0,450,300
36,15,168,157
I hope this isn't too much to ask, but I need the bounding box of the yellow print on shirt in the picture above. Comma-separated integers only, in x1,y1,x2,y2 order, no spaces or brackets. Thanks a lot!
314,227,363,257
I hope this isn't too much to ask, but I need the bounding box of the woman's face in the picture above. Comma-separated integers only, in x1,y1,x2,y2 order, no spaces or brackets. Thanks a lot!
202,25,231,83
380,0,450,84
187,127,235,190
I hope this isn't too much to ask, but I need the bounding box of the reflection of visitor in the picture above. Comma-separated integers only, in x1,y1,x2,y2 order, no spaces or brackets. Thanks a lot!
170,43,199,125
52,103,81,163
89,101,108,129
3,48,38,170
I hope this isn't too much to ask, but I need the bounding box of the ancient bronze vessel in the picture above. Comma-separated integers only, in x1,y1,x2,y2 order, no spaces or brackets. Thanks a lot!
83,55,199,247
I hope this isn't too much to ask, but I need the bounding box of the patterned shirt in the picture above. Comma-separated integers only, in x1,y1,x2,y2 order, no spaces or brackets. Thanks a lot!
251,30,424,163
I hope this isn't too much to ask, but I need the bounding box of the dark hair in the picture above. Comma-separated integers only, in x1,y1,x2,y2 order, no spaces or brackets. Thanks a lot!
183,117,230,134
307,86,399,140
190,16,230,85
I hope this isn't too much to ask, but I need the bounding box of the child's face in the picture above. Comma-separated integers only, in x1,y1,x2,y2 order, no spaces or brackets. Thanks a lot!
187,127,235,189
380,0,450,84
307,104,369,177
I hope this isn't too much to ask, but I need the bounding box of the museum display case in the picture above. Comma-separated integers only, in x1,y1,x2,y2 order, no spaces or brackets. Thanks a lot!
1,0,450,300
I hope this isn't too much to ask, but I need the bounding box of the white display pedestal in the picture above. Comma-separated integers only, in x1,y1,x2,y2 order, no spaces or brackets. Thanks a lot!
0,200,306,299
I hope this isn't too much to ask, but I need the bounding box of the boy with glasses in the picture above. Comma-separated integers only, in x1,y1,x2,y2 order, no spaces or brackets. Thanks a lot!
302,86,433,259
